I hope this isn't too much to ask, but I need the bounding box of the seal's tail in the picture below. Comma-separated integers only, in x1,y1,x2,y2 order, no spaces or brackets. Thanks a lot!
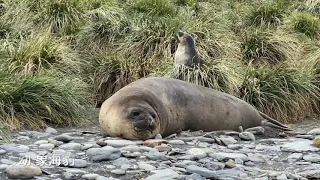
259,111,293,131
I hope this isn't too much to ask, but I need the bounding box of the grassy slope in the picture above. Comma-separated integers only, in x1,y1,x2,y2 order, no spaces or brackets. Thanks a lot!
0,0,319,140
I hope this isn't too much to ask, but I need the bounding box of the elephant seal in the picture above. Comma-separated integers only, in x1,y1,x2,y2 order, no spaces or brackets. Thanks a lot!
99,77,292,140
174,30,207,67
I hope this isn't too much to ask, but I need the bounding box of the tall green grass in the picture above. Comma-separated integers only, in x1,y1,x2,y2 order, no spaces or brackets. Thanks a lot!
0,71,91,130
288,12,320,39
241,29,300,64
1,33,79,75
239,66,320,123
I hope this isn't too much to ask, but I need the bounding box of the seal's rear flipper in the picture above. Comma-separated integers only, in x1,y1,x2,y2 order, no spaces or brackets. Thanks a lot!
259,111,292,129
261,120,293,131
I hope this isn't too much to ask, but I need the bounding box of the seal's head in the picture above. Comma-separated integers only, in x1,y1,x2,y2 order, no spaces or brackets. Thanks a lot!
99,95,161,140
175,30,195,47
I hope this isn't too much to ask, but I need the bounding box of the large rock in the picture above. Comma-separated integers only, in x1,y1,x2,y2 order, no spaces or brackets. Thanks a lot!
5,163,42,179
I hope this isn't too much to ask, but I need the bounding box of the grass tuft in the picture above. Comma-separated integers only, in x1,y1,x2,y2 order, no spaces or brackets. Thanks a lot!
129,0,177,17
289,12,320,39
245,2,285,28
239,66,320,123
167,63,233,94
1,33,79,75
79,51,143,107
241,29,299,64
0,72,91,130
36,0,86,35
76,6,131,50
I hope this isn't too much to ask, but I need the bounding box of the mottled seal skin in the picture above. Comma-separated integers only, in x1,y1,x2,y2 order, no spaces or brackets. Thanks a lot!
99,77,291,140
174,30,207,66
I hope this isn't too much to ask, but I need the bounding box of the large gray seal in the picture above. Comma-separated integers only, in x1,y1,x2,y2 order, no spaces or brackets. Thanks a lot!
174,30,207,67
99,77,291,140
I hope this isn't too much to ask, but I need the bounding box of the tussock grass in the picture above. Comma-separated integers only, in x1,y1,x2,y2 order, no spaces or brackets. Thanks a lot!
0,1,35,39
245,2,285,28
0,72,91,130
79,51,144,107
288,12,320,39
166,63,237,94
241,29,300,64
76,6,131,50
35,0,86,35
1,33,79,75
295,0,320,14
117,16,180,59
239,66,320,123
129,0,177,17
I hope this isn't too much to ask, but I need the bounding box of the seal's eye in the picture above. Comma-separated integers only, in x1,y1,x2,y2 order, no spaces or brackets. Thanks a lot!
130,110,140,117
151,113,156,119
177,31,184,37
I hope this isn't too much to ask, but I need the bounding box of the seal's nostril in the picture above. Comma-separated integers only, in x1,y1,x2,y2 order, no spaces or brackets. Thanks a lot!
149,120,156,129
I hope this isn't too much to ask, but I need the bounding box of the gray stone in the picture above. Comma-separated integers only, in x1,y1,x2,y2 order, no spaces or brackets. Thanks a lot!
239,132,255,141
308,128,320,135
34,140,49,145
281,140,319,152
59,143,82,151
64,168,88,174
216,169,244,179
111,169,126,175
146,150,168,161
81,173,100,180
288,153,303,161
168,140,185,145
1,159,16,165
185,148,207,159
145,169,179,180
63,172,75,179
184,173,206,180
0,144,29,153
225,159,235,168
303,153,320,163
113,157,131,167
206,161,225,170
299,170,320,179
137,162,156,171
86,146,121,161
27,131,51,138
247,153,265,162
276,174,288,180
219,136,237,145
227,144,242,150
96,176,117,180
104,140,137,147
45,127,58,134
5,163,42,179
53,134,74,143
48,138,64,146
210,152,248,161
0,164,9,170
0,149,6,155
186,165,217,178
39,143,55,150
